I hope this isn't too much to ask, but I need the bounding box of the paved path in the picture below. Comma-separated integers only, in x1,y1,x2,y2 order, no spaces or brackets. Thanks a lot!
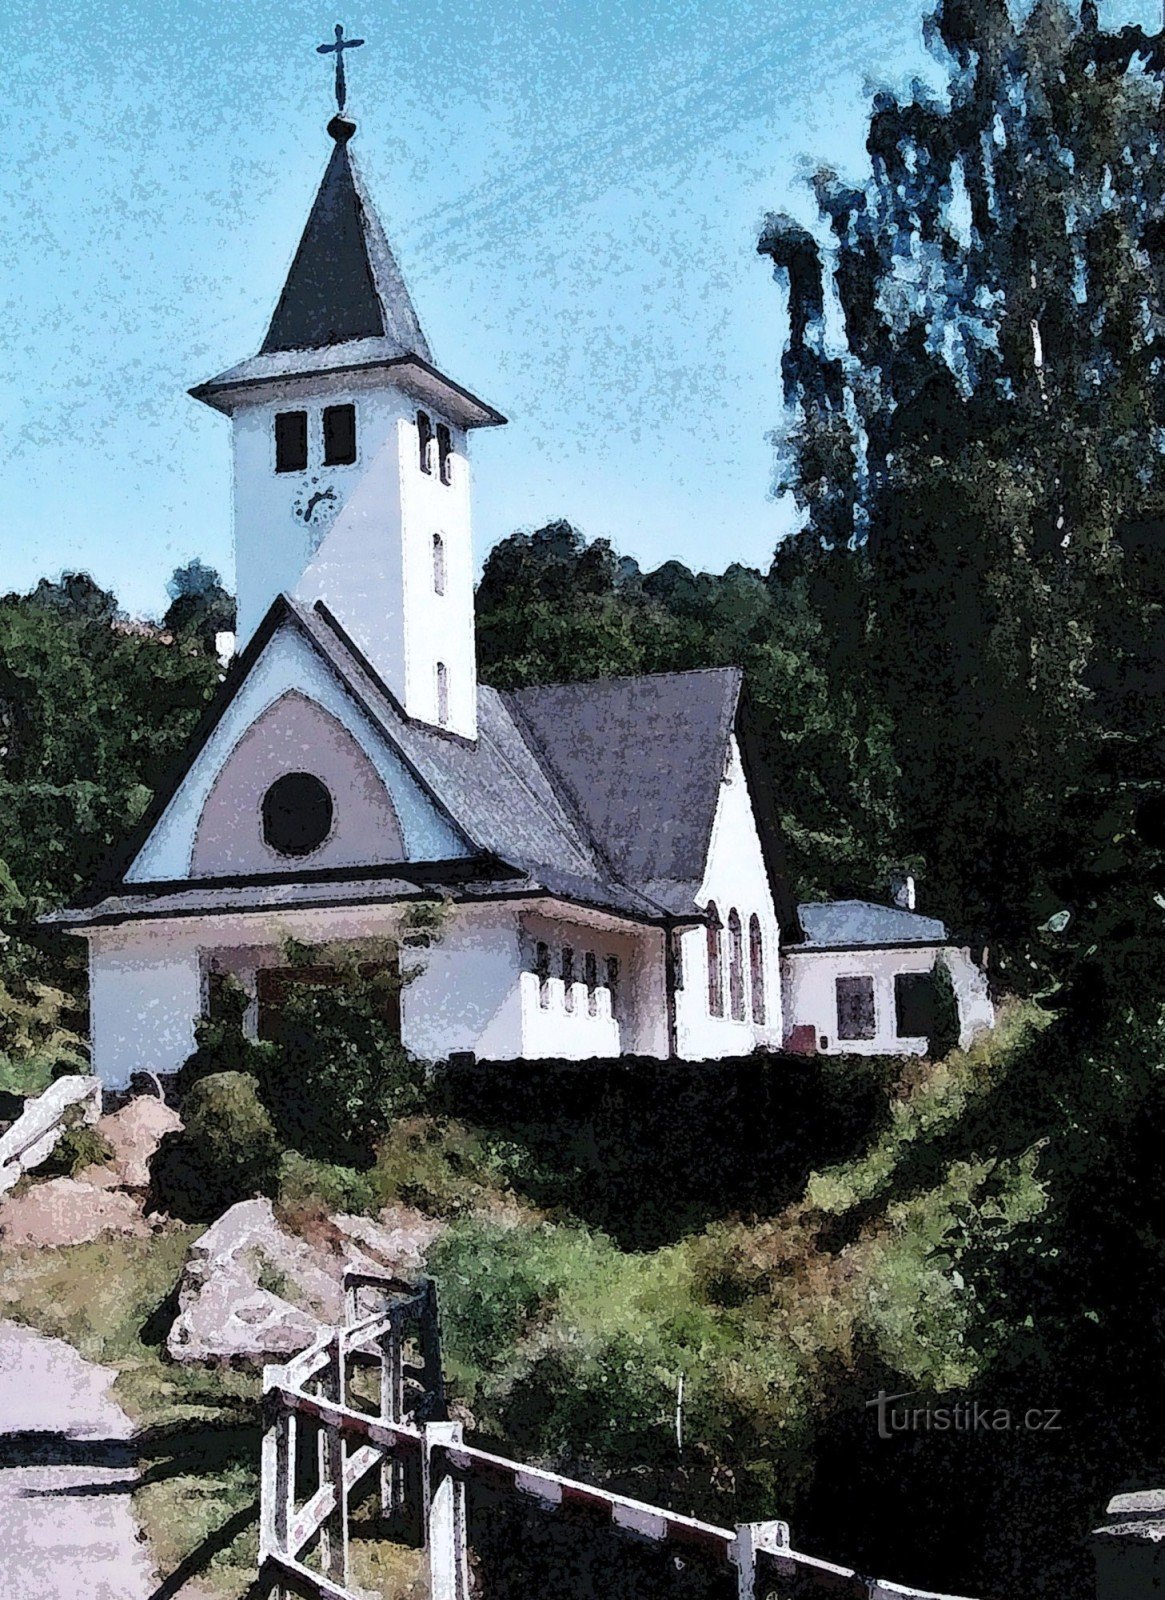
0,1319,155,1599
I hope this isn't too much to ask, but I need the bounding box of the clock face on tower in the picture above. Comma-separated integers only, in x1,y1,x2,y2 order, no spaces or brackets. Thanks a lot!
291,475,341,546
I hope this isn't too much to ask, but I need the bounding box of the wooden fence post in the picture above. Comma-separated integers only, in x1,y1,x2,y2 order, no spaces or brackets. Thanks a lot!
259,1366,297,1600
423,1420,468,1600
380,1306,405,1518
316,1336,349,1587
730,1520,790,1600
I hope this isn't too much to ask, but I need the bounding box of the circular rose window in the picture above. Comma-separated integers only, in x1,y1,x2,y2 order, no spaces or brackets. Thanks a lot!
261,772,334,857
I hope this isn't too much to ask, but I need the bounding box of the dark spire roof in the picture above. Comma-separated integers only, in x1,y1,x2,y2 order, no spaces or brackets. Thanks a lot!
261,116,431,360
190,117,504,428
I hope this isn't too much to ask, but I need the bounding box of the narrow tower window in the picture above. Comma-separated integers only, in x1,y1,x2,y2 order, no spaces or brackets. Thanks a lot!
275,411,308,473
436,422,454,485
322,403,356,465
436,661,450,726
749,914,766,1025
728,909,745,1021
706,902,723,1017
432,532,447,595
417,410,433,474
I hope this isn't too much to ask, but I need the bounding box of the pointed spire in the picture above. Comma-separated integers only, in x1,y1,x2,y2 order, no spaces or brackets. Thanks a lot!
261,119,431,360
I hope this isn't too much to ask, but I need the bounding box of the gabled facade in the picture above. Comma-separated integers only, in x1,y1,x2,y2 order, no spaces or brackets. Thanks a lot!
50,102,993,1089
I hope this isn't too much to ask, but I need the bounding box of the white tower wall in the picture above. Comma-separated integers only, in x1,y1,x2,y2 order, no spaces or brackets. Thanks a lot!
229,377,477,738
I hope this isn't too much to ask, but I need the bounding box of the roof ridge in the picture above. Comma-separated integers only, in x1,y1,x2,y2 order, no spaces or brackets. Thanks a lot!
504,663,744,696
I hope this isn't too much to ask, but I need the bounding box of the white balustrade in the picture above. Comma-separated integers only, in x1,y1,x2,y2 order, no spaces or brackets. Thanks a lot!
519,971,620,1059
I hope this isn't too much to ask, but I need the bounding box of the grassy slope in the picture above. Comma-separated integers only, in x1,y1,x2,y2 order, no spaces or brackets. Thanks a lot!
0,1008,1047,1595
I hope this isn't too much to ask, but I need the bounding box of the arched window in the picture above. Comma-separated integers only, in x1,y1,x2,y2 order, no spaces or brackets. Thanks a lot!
436,422,454,485
417,409,433,473
436,661,449,726
706,902,724,1017
749,914,765,1025
728,909,745,1021
432,532,446,595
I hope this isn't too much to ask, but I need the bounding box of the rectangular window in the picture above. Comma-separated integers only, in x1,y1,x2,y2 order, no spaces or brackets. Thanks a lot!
894,971,935,1038
275,410,308,473
436,422,454,485
605,955,620,994
322,402,356,465
836,975,876,1041
436,661,450,726
417,410,433,473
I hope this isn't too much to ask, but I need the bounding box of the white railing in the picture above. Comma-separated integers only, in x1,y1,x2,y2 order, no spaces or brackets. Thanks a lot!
519,971,620,1060
256,1272,983,1600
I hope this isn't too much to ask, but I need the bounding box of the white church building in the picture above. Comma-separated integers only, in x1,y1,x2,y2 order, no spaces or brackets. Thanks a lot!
50,103,993,1089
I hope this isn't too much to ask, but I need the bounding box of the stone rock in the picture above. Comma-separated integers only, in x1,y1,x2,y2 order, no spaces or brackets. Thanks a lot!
0,1177,148,1248
166,1197,443,1365
0,1076,102,1196
92,1095,183,1190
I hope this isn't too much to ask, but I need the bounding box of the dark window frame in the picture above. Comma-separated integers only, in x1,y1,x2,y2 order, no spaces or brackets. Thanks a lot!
417,410,433,473
836,974,876,1041
894,971,936,1039
261,771,334,858
727,909,746,1021
432,531,447,595
706,903,724,1017
436,422,454,485
322,402,357,466
275,410,308,473
749,914,765,1025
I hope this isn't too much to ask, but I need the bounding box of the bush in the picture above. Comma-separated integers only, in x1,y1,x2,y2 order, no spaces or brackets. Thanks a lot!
41,1118,114,1178
148,1071,282,1221
927,956,961,1061
256,956,425,1164
173,975,269,1099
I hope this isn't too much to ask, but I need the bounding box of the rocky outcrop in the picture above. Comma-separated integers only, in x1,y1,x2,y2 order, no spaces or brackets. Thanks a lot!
0,1076,101,1196
78,1095,183,1191
166,1197,442,1365
0,1177,148,1248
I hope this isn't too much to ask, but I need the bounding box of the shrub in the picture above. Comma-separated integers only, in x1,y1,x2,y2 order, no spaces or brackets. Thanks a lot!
257,953,425,1164
927,957,961,1061
173,975,269,1099
148,1071,282,1221
41,1117,114,1178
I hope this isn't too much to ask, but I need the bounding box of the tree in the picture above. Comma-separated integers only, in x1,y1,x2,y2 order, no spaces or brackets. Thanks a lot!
759,0,1165,987
163,559,236,654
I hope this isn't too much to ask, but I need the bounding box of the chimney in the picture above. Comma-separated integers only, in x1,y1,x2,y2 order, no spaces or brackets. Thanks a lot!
889,872,916,912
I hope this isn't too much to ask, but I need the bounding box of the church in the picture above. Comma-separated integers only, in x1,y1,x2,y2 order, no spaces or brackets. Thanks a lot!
49,86,993,1089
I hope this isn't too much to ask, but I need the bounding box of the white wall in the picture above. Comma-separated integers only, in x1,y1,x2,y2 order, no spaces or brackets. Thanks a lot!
88,929,203,1090
781,944,994,1056
126,622,469,883
675,735,783,1060
400,904,526,1060
231,375,477,738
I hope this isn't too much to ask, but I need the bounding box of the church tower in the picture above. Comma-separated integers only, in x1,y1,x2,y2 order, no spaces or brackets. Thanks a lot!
191,91,504,741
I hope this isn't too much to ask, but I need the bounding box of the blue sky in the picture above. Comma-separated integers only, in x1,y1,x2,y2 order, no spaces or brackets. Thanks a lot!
0,0,1154,618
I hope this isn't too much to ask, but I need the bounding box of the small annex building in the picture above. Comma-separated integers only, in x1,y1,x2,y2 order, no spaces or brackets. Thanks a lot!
48,101,993,1088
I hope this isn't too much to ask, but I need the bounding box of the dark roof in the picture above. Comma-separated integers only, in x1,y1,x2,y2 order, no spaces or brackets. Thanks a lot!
263,134,430,359
503,670,743,917
794,900,949,950
56,596,795,934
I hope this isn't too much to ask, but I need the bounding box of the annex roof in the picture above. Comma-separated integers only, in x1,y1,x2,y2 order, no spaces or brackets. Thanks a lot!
503,669,744,917
794,900,949,950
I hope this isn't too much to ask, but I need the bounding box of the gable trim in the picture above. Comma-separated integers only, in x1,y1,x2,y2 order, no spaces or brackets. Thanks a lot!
94,594,479,898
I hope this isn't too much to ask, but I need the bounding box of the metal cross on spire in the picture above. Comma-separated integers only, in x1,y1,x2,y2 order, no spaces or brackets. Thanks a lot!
317,23,364,113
